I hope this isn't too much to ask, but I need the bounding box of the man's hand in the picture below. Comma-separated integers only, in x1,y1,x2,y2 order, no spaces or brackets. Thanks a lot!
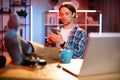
47,31,64,45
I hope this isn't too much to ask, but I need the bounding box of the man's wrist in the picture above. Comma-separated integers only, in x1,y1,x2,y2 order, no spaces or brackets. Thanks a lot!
60,41,65,48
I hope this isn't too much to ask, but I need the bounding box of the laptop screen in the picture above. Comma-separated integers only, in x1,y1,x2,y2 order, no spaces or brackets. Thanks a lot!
80,32,120,76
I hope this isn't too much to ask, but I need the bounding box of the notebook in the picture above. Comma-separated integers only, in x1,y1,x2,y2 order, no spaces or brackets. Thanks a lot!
57,59,83,77
58,32,120,77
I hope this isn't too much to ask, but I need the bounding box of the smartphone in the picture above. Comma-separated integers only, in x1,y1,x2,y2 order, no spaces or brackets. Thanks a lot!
51,28,60,35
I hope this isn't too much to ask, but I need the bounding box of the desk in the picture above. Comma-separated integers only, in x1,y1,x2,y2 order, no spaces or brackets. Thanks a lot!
0,56,78,80
0,57,120,80
79,73,120,80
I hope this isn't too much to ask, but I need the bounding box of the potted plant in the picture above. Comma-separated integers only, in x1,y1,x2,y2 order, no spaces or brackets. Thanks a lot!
16,9,27,18
16,9,27,24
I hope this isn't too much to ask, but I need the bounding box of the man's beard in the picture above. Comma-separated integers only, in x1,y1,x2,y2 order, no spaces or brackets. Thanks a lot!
63,20,71,26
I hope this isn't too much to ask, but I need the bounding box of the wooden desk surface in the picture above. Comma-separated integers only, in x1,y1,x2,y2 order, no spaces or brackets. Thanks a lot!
0,56,78,80
0,57,120,80
79,72,120,80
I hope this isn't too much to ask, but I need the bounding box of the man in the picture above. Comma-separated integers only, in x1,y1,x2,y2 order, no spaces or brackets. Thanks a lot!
48,2,87,58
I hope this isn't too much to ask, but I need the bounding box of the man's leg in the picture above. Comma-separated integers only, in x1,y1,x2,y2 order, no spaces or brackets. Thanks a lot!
4,30,23,65
29,42,60,63
19,36,32,54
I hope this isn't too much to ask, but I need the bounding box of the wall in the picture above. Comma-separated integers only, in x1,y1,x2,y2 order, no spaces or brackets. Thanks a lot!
102,0,120,32
31,0,52,44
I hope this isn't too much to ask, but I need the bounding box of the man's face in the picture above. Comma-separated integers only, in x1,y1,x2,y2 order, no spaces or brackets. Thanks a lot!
59,7,74,25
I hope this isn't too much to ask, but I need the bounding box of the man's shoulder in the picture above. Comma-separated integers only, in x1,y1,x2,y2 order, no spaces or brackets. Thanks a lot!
74,25,86,32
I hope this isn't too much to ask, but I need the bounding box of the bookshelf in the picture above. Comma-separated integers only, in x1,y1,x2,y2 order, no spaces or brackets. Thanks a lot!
0,0,10,53
9,0,31,41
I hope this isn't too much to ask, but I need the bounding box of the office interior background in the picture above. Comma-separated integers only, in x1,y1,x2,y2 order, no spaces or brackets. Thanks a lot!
0,0,120,45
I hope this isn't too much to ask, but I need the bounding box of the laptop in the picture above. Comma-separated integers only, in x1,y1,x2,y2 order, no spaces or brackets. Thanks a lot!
58,32,120,77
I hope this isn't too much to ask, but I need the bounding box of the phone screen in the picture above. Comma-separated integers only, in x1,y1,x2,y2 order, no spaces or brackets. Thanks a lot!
51,29,60,35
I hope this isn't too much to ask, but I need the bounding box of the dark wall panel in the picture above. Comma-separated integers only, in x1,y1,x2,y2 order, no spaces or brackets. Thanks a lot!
102,0,120,32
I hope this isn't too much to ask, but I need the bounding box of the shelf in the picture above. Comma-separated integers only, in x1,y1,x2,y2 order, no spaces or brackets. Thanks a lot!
45,24,63,26
87,24,100,26
0,12,11,14
10,4,31,7
48,10,101,12
20,24,30,26
0,30,6,33
77,24,99,26
45,24,99,26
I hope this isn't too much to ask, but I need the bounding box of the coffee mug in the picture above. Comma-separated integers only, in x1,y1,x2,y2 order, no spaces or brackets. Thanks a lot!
59,49,73,63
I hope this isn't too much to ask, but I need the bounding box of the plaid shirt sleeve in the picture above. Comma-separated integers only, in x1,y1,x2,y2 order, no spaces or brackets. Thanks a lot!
64,25,87,58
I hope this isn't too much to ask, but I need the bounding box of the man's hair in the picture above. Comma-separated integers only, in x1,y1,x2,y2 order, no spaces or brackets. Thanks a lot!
59,2,77,18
